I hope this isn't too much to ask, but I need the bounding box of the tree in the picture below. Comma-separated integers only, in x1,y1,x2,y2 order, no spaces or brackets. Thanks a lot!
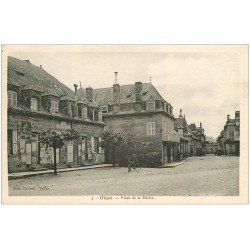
99,129,127,167
39,129,79,175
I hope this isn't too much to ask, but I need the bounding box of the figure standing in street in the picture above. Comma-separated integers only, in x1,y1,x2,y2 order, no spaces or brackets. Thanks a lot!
128,154,139,172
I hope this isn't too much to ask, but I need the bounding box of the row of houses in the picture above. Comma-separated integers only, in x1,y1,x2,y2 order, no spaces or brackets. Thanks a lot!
217,111,240,156
7,56,206,172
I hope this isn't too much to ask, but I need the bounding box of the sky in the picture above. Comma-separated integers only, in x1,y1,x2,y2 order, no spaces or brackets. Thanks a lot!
7,46,240,138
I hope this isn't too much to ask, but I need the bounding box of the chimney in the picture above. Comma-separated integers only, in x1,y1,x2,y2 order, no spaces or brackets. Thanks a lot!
179,109,183,117
86,86,93,102
200,122,202,128
40,65,43,69
74,84,78,94
227,114,230,121
114,72,118,85
135,82,142,102
235,111,240,119
113,72,120,104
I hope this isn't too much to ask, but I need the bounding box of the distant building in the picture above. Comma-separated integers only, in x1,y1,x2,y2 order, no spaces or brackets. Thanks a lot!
217,111,240,156
175,109,194,158
175,109,206,157
78,72,180,167
7,56,105,173
188,122,206,156
205,137,218,154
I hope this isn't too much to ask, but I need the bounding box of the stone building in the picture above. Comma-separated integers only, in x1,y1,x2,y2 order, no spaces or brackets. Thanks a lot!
78,72,180,167
175,109,193,158
7,56,105,173
188,122,206,156
175,109,206,157
205,137,218,154
217,111,240,156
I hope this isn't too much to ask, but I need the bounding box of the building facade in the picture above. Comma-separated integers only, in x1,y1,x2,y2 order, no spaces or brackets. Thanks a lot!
188,123,206,156
78,73,180,167
217,111,240,156
175,109,206,158
7,57,105,173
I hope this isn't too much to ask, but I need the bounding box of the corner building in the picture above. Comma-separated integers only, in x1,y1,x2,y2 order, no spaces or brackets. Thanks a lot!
78,73,180,167
7,57,105,173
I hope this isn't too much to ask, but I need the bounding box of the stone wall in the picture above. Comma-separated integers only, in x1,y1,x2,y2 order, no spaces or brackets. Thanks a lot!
103,113,164,167
7,111,105,172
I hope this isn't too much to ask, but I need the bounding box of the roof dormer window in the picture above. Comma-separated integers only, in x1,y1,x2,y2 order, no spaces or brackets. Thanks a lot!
8,90,17,108
31,97,38,111
50,100,58,114
146,101,155,111
101,105,108,114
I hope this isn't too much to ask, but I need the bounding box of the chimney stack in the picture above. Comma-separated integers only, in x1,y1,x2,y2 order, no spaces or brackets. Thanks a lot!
40,65,43,69
227,114,230,121
74,84,78,94
114,72,118,85
113,72,120,105
235,111,240,119
86,85,93,102
179,109,183,117
200,122,202,128
135,82,142,102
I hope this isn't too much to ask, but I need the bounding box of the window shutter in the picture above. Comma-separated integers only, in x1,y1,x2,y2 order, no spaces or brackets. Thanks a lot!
152,122,155,135
13,92,17,107
99,137,102,153
98,111,102,122
91,137,94,153
147,123,150,135
83,107,87,119
12,130,18,154
55,102,59,113
50,101,54,113
8,91,11,107
72,105,77,117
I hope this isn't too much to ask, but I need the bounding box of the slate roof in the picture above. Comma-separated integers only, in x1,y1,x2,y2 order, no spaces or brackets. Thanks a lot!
77,82,166,106
175,116,192,135
8,56,75,99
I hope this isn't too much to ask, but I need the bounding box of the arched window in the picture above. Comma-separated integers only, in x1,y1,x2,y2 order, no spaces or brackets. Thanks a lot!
8,91,17,108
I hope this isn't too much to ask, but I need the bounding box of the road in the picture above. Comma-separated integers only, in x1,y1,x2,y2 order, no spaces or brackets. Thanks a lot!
8,155,239,196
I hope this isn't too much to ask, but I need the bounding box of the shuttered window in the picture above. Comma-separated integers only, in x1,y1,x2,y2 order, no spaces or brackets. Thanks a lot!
50,101,58,114
147,122,156,136
8,91,17,108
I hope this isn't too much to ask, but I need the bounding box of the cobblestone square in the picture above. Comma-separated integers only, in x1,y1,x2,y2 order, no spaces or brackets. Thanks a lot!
9,156,239,196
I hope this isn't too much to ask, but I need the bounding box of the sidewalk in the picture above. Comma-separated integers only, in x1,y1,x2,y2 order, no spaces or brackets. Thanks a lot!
160,161,184,168
8,164,113,180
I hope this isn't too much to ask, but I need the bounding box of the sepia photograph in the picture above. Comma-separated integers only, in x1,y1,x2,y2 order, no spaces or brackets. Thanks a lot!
1,45,248,204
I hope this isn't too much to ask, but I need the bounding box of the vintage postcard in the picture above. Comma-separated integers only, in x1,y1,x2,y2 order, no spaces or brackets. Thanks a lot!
1,45,248,204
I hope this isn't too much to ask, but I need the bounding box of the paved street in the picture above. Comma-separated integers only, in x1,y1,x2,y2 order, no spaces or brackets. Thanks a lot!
9,156,239,196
